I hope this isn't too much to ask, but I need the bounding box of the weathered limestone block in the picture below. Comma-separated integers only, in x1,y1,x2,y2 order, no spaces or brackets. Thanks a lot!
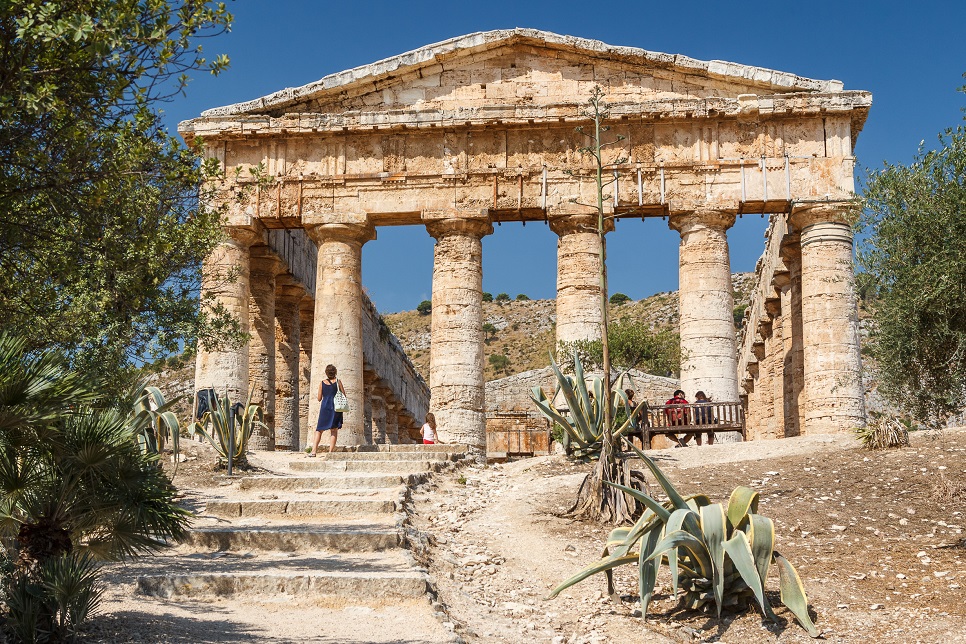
670,210,740,430
790,206,865,433
248,249,285,451
305,222,376,446
274,283,302,451
194,226,265,403
426,217,493,458
370,391,388,444
298,299,314,449
385,400,401,444
549,211,612,350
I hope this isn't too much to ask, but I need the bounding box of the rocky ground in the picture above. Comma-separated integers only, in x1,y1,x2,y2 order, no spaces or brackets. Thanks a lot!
412,428,966,643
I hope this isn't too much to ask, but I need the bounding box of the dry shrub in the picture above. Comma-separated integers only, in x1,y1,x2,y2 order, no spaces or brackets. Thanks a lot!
932,471,966,504
855,415,911,450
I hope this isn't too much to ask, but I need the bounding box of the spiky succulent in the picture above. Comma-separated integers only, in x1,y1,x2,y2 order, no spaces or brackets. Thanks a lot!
550,444,819,637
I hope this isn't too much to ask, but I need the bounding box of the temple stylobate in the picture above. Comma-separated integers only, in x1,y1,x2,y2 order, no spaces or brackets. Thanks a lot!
181,29,870,457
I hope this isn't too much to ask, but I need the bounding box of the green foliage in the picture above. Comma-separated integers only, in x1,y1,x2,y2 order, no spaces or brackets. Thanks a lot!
733,304,748,329
192,389,267,469
515,293,530,301
560,319,680,379
417,300,432,315
609,293,631,306
0,1,239,388
482,292,493,302
854,414,911,450
488,353,511,374
531,353,646,460
0,333,189,641
495,292,511,302
549,446,819,638
482,323,497,342
858,86,966,425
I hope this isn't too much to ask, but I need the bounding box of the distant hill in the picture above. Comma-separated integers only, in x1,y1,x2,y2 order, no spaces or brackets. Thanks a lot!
384,273,755,382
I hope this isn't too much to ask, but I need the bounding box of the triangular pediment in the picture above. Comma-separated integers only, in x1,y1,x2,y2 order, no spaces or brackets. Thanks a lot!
199,29,850,119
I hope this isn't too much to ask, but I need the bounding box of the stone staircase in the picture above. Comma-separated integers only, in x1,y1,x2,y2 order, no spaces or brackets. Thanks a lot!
107,444,468,643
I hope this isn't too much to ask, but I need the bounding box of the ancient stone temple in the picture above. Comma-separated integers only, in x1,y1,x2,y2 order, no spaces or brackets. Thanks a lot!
181,29,869,456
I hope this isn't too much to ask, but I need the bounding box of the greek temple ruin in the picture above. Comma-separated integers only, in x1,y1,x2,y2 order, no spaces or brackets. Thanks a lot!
181,29,870,457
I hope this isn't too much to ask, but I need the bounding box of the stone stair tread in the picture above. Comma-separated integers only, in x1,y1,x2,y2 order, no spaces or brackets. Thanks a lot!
288,459,444,474
322,451,455,461
189,514,398,529
238,473,420,490
115,549,417,576
205,486,406,501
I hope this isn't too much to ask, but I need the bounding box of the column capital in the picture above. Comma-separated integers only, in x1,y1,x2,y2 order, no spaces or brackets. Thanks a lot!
779,232,802,263
425,217,493,240
771,268,791,292
275,280,305,300
764,297,781,319
788,203,856,231
249,246,287,276
547,211,614,236
225,223,266,248
305,222,376,246
668,209,737,235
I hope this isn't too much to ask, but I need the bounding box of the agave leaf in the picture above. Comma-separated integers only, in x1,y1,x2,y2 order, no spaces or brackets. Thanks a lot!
638,523,664,617
746,514,775,589
604,481,670,523
645,530,713,580
531,396,588,448
548,553,639,599
727,486,760,530
721,530,777,622
625,442,690,511
685,494,712,511
550,356,593,441
664,508,699,598
700,503,728,617
774,551,820,638
572,353,593,428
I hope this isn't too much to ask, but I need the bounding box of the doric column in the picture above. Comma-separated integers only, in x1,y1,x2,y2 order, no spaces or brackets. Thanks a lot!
548,211,613,350
764,297,784,439
248,248,285,451
371,390,388,444
669,210,740,408
426,216,493,457
385,400,400,444
305,222,376,446
274,281,302,451
194,225,264,403
780,234,805,437
749,341,767,439
297,298,314,450
789,205,866,433
772,270,792,438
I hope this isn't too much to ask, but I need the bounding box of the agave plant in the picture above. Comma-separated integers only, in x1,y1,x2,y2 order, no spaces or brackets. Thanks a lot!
192,389,266,469
127,382,182,467
531,353,646,460
550,444,819,638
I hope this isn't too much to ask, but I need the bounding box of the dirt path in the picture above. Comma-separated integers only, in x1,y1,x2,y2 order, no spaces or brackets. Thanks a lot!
414,429,966,643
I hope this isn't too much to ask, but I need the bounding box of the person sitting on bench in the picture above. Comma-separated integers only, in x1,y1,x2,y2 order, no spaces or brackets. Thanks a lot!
664,390,693,447
692,390,716,446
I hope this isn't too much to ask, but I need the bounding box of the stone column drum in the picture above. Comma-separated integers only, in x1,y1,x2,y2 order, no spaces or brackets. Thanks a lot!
669,210,741,410
426,217,493,457
297,299,314,450
549,212,611,349
194,226,264,404
765,297,785,439
248,249,284,451
780,234,804,437
790,206,866,433
305,223,375,446
274,282,302,450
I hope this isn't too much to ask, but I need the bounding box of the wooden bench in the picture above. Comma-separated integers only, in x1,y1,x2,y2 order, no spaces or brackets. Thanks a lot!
630,402,745,449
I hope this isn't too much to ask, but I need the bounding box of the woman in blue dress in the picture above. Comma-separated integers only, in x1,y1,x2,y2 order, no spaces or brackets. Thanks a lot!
311,364,346,456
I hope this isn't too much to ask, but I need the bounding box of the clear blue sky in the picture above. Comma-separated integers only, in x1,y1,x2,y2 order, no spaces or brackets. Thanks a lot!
163,1,966,313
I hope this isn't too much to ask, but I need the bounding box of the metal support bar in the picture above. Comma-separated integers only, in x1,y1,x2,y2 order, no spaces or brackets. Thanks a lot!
760,157,768,202
637,167,643,206
613,170,619,207
740,159,746,202
659,164,666,205
784,155,791,200
541,166,547,211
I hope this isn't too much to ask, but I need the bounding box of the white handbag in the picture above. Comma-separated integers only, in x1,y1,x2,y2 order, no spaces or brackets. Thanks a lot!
333,381,350,413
